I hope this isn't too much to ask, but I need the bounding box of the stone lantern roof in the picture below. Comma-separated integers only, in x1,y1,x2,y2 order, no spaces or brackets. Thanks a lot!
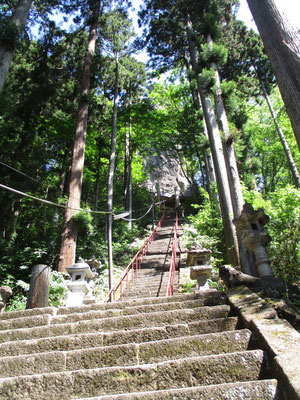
233,203,269,233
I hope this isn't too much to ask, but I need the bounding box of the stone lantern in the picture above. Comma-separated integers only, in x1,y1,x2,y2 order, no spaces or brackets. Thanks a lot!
233,203,273,279
186,248,212,291
65,261,95,307
0,286,12,313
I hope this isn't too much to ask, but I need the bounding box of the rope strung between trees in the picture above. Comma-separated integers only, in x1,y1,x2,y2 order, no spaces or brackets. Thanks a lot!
122,200,165,222
0,183,111,214
0,183,165,220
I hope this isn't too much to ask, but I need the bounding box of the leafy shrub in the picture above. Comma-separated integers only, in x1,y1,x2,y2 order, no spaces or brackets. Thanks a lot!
243,185,300,285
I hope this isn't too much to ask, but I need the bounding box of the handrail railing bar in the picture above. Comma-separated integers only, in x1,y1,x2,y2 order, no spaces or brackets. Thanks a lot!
166,212,178,297
104,208,166,303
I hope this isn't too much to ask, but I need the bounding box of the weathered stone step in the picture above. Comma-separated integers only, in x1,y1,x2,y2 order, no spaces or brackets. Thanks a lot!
0,314,52,331
0,350,266,399
0,329,252,378
66,295,223,317
0,291,224,320
120,292,176,299
77,379,280,400
0,305,230,344
0,301,228,334
0,317,238,356
0,307,56,321
51,304,230,327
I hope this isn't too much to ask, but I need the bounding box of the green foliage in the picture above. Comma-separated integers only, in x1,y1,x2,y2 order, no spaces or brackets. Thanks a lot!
197,68,216,91
48,271,68,307
2,271,68,311
71,209,94,234
182,191,225,267
243,186,300,285
199,43,228,67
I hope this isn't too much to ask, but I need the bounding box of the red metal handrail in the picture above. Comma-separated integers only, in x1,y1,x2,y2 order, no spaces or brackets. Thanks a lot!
103,208,166,303
166,212,178,296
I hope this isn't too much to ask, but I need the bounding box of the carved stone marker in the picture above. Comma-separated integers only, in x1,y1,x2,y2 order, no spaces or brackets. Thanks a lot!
26,264,51,309
187,248,212,291
233,203,285,293
0,286,12,313
233,203,273,278
65,261,95,307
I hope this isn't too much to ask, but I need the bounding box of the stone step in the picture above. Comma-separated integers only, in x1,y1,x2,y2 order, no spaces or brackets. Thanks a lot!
0,314,52,331
57,291,226,315
0,316,238,357
0,329,252,378
77,379,280,400
0,307,56,321
0,305,230,344
51,304,230,328
0,291,224,320
0,350,266,399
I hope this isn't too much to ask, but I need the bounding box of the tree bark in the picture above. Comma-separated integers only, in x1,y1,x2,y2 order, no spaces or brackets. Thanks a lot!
58,0,100,272
246,0,300,150
186,16,239,266
260,79,300,188
124,92,133,229
26,265,51,309
107,51,119,300
184,57,217,201
206,34,255,275
0,0,33,92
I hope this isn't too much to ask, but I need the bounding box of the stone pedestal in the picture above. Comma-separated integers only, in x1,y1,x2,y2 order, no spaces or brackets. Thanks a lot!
190,265,212,291
187,248,212,291
65,261,95,307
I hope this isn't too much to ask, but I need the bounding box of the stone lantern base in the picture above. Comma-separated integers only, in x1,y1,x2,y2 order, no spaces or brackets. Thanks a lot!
65,281,90,307
190,265,212,291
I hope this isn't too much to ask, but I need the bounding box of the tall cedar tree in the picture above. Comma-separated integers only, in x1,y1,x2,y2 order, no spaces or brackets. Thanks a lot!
58,0,101,272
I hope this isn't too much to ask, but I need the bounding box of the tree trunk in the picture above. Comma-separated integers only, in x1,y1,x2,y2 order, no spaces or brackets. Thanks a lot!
186,16,239,266
26,264,51,309
94,142,102,210
259,79,300,188
206,34,255,275
58,0,100,272
124,92,133,229
240,126,259,191
184,57,217,201
246,0,300,150
107,51,119,300
0,0,33,92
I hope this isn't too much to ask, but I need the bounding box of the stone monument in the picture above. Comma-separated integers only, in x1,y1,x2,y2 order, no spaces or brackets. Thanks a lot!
65,261,95,307
233,203,284,292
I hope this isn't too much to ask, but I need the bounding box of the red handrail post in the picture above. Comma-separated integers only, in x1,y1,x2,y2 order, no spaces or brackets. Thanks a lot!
103,210,165,303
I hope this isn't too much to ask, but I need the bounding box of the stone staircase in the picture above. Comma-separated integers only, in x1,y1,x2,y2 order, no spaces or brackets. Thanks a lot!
0,291,281,399
0,211,295,399
122,212,179,300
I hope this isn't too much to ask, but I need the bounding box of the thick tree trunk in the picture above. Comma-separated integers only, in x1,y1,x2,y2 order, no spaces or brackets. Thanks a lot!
246,0,300,150
107,52,119,300
26,265,51,309
0,0,33,92
186,17,239,266
184,58,217,201
260,79,300,188
58,0,100,272
124,94,133,229
206,35,255,275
